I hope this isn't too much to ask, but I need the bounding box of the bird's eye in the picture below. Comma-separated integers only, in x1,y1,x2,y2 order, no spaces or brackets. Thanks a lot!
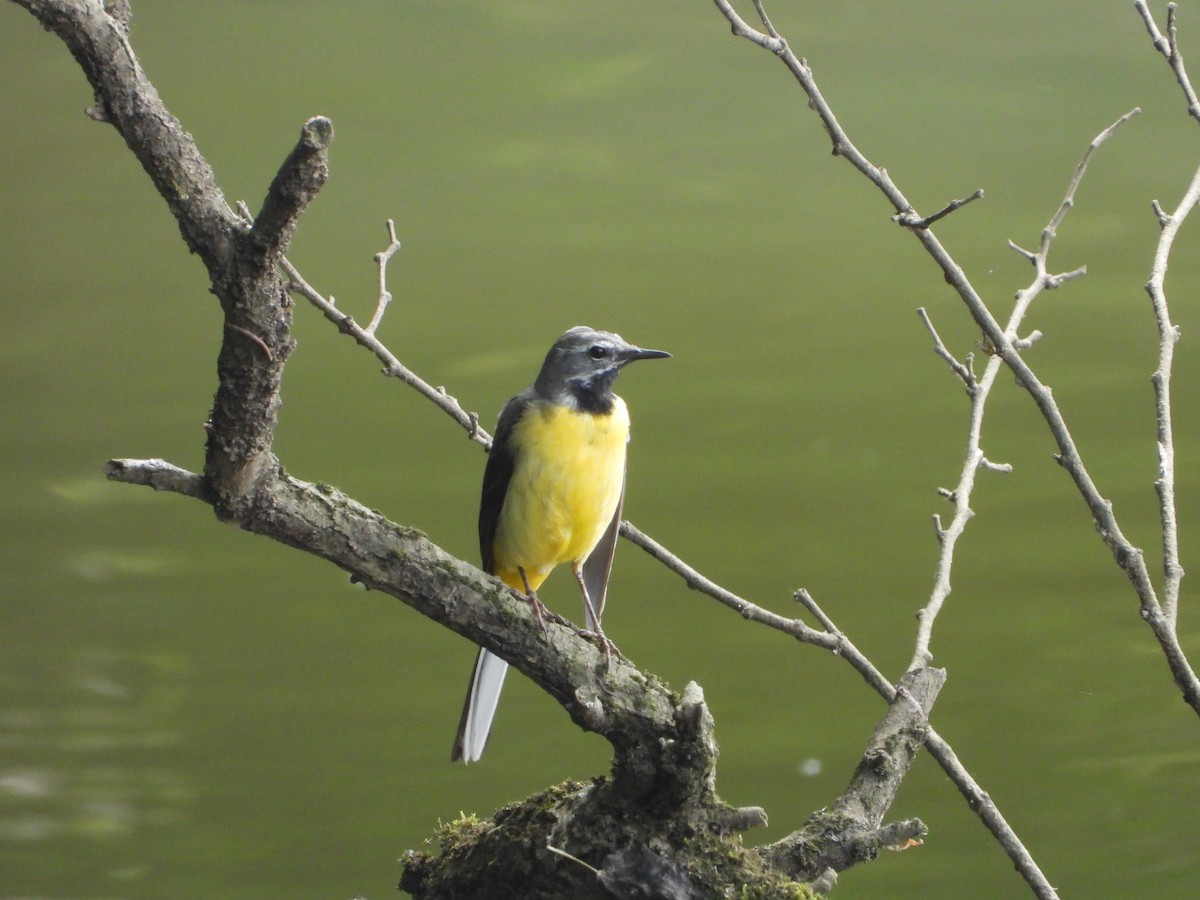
588,345,608,360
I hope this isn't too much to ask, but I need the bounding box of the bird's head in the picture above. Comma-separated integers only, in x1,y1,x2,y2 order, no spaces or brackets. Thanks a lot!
534,325,670,410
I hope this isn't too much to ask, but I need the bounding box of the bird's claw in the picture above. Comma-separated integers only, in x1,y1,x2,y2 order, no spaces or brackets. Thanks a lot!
577,628,620,667
525,590,552,635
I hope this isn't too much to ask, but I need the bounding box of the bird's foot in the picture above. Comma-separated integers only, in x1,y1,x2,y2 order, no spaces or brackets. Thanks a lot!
516,568,553,635
577,628,620,667
525,589,552,634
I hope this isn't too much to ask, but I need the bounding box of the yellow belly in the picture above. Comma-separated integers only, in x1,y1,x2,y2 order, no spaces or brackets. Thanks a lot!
492,397,629,592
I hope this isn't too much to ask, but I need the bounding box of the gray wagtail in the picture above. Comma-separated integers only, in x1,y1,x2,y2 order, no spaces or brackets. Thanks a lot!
452,325,670,763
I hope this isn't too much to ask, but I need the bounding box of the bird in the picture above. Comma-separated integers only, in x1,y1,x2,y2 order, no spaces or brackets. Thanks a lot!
451,325,670,763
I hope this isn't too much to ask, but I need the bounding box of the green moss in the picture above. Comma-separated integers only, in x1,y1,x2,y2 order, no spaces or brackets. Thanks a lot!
434,812,488,853
401,778,819,899
673,822,817,900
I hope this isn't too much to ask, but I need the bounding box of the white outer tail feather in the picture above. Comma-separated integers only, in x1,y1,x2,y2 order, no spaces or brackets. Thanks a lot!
459,649,509,764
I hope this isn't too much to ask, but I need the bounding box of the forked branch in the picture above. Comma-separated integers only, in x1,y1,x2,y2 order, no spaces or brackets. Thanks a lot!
912,108,1139,672
713,0,1200,720
279,250,490,450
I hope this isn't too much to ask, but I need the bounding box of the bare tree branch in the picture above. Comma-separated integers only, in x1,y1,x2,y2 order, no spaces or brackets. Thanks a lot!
248,116,334,270
710,3,1100,897
21,1,1197,896
17,4,932,893
279,252,491,450
1137,0,1200,123
367,218,402,335
894,188,985,230
709,1,1200,894
911,109,1139,672
712,3,1153,641
103,457,703,789
105,457,207,500
1137,0,1199,631
1132,0,1200,698
712,1,1200,724
762,667,944,882
626,521,1052,896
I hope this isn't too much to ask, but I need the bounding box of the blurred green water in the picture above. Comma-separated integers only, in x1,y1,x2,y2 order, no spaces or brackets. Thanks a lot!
3,1,1200,897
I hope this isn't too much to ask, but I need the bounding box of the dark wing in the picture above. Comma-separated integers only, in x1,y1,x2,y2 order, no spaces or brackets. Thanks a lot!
479,389,532,573
580,472,625,631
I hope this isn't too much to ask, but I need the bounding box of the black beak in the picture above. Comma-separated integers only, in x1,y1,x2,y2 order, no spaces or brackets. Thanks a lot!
623,346,671,363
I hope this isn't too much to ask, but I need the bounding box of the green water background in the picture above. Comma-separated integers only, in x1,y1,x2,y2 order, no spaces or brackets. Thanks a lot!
3,1,1200,896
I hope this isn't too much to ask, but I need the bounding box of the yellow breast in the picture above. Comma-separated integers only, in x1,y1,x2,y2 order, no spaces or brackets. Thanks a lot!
491,397,629,591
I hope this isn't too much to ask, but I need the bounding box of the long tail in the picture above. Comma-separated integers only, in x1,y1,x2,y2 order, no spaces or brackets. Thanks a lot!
451,648,509,763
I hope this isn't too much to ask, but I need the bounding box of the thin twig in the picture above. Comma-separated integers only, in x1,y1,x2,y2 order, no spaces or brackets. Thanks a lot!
627,513,1051,896
1135,1,1200,638
916,308,974,390
894,188,985,229
619,522,843,654
624,516,905,705
622,521,887,704
223,322,274,360
793,588,840,638
717,0,1200,719
367,218,402,335
279,254,490,450
105,457,208,500
1039,108,1141,256
749,0,780,38
912,110,1138,671
710,3,1074,896
1146,174,1198,628
545,845,601,878
921,730,1043,889
1137,0,1200,122
717,3,1167,657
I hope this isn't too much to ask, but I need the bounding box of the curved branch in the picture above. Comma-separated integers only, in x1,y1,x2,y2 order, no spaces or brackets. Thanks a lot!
17,14,781,891
911,109,1139,672
280,254,491,450
711,1,1167,632
103,456,717,801
1132,0,1200,708
1137,0,1200,123
763,667,944,881
366,218,402,335
712,3,1200,722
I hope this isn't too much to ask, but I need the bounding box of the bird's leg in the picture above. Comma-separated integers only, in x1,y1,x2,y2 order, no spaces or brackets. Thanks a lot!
517,566,552,633
572,566,620,666
578,620,619,667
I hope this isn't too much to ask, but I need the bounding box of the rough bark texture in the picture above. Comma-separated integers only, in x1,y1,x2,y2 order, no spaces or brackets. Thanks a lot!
401,780,801,900
762,668,943,881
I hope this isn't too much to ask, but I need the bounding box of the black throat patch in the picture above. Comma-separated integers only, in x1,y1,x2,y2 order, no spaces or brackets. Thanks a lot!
568,371,617,415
